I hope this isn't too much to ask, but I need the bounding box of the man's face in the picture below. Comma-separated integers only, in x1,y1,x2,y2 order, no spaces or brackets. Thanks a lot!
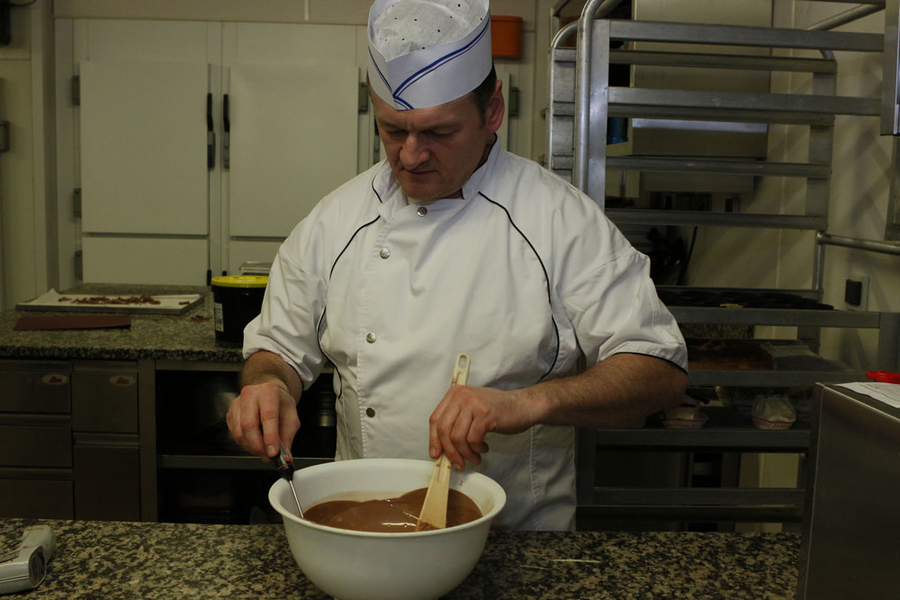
372,83,503,202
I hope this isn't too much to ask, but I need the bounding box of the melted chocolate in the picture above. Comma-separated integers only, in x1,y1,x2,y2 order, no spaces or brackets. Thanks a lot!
304,487,482,533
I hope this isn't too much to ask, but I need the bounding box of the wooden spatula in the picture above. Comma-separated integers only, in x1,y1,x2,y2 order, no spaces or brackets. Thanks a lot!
416,353,470,531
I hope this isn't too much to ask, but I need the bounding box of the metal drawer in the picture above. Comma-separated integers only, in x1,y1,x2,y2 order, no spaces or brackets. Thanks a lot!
0,414,72,468
0,361,71,414
72,362,138,433
73,433,141,521
0,468,74,519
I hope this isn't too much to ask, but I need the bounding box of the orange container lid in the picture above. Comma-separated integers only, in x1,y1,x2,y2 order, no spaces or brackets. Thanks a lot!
491,15,523,59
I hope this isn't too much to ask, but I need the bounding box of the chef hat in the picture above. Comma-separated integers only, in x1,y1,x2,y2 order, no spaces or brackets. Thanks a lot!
367,0,492,110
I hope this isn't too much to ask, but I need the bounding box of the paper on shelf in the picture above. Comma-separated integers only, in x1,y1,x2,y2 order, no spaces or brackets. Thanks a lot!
835,382,900,409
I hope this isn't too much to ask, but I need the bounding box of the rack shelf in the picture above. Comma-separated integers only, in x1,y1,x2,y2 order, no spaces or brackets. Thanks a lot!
595,407,809,451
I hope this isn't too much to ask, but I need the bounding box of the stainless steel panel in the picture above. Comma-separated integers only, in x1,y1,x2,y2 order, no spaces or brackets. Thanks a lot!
881,0,900,135
0,361,71,414
887,136,900,241
0,415,72,468
73,434,141,521
798,385,900,600
72,363,139,433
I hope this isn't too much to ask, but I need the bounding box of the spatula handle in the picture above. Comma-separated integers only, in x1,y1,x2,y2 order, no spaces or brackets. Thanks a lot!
452,353,470,386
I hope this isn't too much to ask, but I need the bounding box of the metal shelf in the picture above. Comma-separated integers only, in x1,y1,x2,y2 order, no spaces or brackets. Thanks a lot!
668,306,881,327
688,369,862,387
576,504,803,523
609,88,880,121
606,19,883,52
554,46,840,73
551,155,831,178
594,408,810,451
606,209,827,229
591,487,806,506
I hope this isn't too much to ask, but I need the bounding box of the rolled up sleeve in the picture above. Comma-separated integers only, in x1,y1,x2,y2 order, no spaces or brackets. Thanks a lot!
242,243,327,389
563,247,687,371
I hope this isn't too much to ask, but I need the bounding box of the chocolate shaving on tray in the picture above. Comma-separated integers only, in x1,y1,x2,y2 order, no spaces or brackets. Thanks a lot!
58,294,162,305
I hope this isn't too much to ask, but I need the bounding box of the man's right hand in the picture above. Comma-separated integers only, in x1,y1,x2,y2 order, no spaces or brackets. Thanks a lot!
226,380,301,461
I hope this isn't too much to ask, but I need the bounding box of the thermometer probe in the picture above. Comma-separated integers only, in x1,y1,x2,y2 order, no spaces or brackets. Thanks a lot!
275,441,305,518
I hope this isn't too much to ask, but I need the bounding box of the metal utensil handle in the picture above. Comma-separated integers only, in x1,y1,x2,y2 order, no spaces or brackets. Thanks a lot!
452,353,470,386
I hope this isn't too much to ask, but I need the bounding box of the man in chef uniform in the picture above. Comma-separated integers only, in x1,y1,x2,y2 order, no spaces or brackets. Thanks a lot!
227,0,688,531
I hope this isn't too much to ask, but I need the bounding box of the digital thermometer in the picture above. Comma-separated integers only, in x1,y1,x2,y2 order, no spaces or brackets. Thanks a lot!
0,525,55,595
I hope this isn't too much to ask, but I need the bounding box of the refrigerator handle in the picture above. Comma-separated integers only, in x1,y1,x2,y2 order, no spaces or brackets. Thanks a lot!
223,94,231,170
206,93,215,169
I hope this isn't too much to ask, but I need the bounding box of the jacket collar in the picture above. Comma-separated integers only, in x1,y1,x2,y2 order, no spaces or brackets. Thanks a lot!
371,136,503,213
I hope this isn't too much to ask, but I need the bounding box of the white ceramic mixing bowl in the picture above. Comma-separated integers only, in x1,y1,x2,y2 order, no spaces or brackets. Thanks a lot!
269,458,506,600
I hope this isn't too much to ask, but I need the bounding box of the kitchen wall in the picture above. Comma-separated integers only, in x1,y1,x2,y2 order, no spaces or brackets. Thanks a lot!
0,0,53,312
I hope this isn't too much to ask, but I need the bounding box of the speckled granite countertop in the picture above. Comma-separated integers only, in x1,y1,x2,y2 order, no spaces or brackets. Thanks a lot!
0,285,243,363
0,518,799,599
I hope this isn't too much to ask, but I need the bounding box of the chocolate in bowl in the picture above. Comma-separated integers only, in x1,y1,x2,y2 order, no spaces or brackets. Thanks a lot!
304,487,482,532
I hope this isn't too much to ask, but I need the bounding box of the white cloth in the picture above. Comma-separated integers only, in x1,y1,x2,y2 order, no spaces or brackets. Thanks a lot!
244,143,688,530
367,0,492,109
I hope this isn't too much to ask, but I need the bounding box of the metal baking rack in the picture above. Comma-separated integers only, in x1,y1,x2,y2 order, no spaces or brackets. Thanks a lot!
551,0,900,529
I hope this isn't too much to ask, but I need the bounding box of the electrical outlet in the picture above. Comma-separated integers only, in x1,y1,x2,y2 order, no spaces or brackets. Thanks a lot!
844,274,870,311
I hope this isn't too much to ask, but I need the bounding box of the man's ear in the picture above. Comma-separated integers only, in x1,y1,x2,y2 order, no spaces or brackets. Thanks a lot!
485,79,505,134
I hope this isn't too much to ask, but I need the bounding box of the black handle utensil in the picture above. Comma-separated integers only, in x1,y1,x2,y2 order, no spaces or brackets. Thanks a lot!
275,441,305,518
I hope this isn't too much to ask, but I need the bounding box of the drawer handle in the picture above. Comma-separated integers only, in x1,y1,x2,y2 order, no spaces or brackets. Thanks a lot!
41,374,69,386
110,375,136,387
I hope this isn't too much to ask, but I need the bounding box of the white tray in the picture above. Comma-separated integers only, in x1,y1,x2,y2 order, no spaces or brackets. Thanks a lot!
16,289,203,316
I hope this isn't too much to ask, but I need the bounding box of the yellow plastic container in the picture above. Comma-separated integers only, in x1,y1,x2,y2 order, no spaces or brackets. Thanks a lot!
211,275,268,343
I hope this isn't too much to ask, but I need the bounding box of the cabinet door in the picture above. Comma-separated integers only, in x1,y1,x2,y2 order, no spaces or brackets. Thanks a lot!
80,60,210,235
72,363,139,434
228,63,359,237
0,361,71,414
0,474,74,519
73,435,141,521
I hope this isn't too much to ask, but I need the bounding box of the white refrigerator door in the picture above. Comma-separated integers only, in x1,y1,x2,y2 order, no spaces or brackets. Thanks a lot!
80,60,210,235
228,63,359,238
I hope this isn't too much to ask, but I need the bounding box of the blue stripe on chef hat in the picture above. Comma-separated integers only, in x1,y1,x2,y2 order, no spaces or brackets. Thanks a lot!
392,16,491,103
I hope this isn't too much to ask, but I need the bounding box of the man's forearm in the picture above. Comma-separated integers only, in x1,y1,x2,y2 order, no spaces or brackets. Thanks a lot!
240,350,304,401
526,353,687,429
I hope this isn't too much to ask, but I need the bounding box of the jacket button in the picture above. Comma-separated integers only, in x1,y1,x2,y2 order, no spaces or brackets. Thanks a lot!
416,206,428,216
379,247,391,259
366,407,376,418
366,332,376,343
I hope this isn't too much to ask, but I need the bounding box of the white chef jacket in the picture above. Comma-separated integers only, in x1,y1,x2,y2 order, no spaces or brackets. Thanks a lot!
244,142,687,531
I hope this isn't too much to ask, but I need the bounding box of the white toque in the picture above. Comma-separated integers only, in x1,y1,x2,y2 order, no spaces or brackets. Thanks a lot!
367,0,492,110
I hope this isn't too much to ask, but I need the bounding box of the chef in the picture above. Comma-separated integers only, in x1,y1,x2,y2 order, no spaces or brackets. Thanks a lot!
227,0,688,531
